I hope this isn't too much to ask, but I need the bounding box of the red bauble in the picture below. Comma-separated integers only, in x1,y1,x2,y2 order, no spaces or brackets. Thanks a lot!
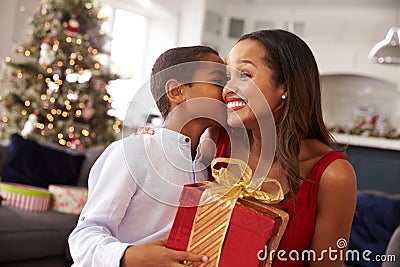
65,15,80,36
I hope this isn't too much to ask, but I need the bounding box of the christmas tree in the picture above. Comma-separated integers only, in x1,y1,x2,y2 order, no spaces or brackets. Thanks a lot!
0,0,120,149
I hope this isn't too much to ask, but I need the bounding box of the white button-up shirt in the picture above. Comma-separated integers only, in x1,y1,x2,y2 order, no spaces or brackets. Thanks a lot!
68,128,208,267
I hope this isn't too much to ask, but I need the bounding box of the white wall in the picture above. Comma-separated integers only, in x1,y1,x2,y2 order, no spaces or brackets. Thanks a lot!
0,1,16,61
177,0,206,46
0,0,38,95
0,0,39,57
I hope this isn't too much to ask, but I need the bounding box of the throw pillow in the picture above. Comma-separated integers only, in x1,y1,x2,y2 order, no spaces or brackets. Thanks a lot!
346,191,400,267
0,134,85,188
0,142,9,173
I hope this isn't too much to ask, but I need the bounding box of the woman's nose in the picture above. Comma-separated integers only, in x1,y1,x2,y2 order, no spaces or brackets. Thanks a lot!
223,78,240,94
222,81,240,100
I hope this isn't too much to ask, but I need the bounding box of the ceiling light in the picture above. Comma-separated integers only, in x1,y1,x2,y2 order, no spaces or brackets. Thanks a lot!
368,27,400,64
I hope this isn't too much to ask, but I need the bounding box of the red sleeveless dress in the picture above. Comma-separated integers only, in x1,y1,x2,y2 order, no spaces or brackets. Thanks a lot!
214,129,348,266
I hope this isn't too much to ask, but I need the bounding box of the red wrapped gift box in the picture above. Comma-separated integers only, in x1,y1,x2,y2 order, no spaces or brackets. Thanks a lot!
166,183,289,267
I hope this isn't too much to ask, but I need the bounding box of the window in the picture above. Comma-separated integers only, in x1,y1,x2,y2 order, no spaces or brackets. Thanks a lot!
100,4,148,121
110,9,147,80
99,1,180,128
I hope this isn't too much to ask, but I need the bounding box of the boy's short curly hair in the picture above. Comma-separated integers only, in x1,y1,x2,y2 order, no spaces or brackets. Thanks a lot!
150,46,219,119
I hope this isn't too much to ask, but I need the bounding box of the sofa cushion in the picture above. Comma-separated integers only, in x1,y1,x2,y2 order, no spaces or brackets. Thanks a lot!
1,134,85,188
0,205,78,263
346,191,400,267
0,142,9,174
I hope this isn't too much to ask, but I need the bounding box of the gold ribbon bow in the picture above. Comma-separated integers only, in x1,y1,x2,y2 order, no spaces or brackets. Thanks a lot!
186,157,284,267
203,157,284,205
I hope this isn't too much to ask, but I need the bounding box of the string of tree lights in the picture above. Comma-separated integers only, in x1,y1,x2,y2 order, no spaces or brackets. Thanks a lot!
0,0,121,149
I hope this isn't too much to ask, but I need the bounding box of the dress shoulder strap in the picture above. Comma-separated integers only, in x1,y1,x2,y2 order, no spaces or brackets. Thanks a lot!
214,128,229,158
307,150,348,183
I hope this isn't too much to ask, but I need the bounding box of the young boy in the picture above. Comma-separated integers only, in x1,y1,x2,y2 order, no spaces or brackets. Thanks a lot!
68,46,227,267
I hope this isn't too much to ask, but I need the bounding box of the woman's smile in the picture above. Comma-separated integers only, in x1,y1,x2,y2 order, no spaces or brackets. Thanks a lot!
225,97,247,112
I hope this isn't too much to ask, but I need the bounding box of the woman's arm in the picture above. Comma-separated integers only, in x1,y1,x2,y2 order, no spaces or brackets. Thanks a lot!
308,159,357,267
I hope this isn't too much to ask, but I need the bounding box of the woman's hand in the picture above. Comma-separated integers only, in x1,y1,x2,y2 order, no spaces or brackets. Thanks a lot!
135,126,154,135
120,240,208,267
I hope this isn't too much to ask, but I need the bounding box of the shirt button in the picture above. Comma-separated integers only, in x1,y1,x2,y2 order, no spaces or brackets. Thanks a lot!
80,216,85,221
185,138,190,143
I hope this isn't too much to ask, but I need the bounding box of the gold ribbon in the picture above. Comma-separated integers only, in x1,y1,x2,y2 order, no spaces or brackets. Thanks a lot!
186,157,284,266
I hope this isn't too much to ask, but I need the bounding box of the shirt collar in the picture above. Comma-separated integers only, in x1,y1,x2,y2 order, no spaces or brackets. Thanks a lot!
155,128,204,162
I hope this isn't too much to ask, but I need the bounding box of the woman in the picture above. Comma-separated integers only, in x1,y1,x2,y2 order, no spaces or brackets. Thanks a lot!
210,29,357,266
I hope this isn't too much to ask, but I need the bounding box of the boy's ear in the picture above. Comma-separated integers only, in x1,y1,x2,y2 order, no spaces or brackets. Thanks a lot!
165,79,185,104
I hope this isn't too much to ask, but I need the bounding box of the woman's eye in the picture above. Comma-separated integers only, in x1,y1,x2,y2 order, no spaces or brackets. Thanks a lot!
240,72,251,79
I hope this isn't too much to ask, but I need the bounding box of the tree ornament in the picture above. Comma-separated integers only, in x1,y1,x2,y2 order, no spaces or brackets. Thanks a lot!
46,80,59,96
21,113,38,137
67,91,79,102
41,0,49,15
82,105,95,120
4,99,13,109
39,39,55,66
64,14,80,36
93,78,106,91
71,137,85,149
11,40,24,54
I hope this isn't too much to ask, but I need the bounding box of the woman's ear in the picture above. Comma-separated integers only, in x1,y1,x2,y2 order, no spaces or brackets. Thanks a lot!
165,79,185,104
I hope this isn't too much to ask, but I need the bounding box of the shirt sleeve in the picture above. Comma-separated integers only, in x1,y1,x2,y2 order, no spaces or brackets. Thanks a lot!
68,140,137,267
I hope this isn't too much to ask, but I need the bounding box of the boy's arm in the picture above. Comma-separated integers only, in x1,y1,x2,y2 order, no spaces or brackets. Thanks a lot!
68,142,137,267
69,140,209,267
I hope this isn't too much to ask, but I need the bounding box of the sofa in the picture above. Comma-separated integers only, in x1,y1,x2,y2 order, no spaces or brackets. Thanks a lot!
345,190,400,267
0,137,103,267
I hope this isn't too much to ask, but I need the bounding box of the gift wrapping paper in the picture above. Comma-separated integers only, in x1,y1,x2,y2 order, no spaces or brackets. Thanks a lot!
166,158,289,267
48,184,88,215
0,182,51,212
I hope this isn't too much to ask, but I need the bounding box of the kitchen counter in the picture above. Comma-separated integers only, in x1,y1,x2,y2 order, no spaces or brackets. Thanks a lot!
332,133,400,194
332,133,400,151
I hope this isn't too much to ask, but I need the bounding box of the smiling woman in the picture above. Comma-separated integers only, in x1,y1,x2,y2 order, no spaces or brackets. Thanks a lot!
208,29,357,267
